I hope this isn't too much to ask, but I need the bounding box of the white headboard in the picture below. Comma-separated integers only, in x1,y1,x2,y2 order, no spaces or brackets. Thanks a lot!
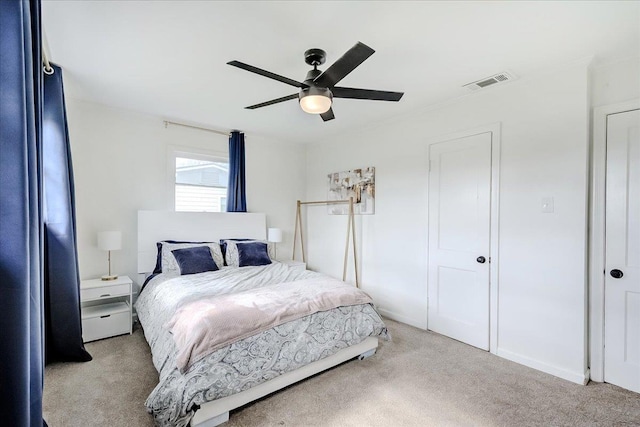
137,210,267,273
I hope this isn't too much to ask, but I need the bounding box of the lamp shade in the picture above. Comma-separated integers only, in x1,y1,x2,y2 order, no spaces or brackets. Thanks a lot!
299,87,333,114
98,231,122,251
267,228,283,243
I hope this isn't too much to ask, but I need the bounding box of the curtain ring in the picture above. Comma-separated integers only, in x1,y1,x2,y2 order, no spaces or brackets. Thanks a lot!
43,65,54,75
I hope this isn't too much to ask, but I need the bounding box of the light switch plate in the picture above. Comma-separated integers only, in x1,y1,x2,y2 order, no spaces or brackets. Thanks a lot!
541,197,554,213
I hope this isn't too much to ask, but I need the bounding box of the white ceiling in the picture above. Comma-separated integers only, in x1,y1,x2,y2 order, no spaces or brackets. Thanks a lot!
42,1,640,144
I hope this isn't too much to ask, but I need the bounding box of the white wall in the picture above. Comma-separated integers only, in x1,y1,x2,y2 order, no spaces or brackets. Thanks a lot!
305,61,591,384
66,99,305,292
591,56,640,107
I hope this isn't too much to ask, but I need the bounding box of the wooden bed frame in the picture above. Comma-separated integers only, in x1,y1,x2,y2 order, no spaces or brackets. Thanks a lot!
137,211,378,427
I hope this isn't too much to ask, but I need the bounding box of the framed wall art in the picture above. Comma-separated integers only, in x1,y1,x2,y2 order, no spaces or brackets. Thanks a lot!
327,166,375,215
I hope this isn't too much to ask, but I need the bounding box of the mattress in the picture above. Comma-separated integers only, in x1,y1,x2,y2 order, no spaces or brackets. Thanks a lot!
135,262,388,426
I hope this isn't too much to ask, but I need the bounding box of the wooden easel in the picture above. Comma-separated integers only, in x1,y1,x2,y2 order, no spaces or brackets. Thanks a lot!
292,198,359,288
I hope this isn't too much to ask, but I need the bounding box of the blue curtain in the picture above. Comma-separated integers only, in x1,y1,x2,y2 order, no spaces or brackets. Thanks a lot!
43,64,92,363
0,0,47,425
226,131,247,212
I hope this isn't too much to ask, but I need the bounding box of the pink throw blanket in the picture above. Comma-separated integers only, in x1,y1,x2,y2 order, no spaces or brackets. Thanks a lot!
166,278,373,373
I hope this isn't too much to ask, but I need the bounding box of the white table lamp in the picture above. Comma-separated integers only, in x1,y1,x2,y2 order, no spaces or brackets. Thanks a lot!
98,231,121,281
268,227,283,260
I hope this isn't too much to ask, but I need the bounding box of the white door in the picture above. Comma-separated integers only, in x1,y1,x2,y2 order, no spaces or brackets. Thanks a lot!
427,132,492,350
604,109,640,393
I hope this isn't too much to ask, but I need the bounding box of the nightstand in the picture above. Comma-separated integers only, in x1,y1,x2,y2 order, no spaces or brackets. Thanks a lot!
281,260,307,271
80,276,132,342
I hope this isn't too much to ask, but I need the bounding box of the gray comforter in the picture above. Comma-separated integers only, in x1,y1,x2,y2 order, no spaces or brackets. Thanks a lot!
135,262,388,427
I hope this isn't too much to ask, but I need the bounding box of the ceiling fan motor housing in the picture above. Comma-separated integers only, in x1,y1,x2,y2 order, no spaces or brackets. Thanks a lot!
304,69,322,84
301,69,332,102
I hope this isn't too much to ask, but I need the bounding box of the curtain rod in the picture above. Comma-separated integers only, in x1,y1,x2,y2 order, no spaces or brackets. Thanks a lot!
42,30,53,75
164,120,231,137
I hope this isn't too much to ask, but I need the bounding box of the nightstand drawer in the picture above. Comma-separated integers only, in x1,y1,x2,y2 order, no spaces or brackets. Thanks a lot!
82,302,130,342
81,283,130,301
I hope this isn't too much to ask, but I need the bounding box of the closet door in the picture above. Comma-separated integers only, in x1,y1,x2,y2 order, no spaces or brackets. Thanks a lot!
604,109,640,393
427,132,492,350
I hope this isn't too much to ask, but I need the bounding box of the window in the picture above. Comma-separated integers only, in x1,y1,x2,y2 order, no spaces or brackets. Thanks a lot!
174,154,229,212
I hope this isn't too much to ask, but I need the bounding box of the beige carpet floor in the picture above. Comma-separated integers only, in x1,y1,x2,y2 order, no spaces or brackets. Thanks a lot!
44,319,640,427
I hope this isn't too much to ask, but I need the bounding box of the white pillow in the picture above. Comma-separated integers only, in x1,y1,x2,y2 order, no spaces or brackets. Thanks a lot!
223,240,275,268
161,242,224,274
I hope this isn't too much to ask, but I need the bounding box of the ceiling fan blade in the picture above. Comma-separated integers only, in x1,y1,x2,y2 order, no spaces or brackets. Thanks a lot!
320,108,335,122
332,87,404,102
314,42,375,88
246,93,299,109
228,60,308,88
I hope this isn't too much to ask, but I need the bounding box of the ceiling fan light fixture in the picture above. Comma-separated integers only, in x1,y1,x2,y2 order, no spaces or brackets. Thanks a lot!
299,87,333,114
228,42,404,122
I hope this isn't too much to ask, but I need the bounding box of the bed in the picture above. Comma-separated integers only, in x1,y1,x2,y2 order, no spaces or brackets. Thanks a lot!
135,211,388,427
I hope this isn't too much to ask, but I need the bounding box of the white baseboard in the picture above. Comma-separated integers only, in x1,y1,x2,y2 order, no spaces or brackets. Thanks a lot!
497,347,590,385
378,308,427,330
377,310,592,385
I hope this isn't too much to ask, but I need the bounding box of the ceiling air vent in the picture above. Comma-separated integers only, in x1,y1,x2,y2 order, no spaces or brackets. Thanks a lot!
463,71,516,91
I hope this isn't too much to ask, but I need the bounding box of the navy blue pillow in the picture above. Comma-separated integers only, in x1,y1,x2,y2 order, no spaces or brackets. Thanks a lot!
152,242,163,274
220,238,253,265
236,242,272,267
153,240,212,274
171,246,219,275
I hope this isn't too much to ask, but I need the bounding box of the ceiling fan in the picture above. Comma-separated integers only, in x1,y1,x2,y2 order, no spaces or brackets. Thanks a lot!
227,42,404,122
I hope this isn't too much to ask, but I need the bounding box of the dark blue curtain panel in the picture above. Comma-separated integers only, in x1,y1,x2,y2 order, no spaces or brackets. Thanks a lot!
0,0,47,425
43,64,92,363
226,131,247,212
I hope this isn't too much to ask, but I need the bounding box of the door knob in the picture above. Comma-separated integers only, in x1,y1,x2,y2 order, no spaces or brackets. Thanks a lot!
610,269,624,279
476,256,486,264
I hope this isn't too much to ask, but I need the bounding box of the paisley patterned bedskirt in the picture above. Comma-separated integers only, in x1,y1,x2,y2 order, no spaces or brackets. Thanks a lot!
135,264,388,426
